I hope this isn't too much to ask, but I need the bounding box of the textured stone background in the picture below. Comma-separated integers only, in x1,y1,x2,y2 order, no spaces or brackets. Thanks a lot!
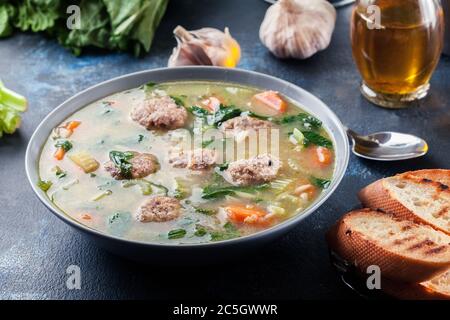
0,0,448,299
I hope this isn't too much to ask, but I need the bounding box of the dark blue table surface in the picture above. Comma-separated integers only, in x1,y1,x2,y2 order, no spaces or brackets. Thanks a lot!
0,0,449,300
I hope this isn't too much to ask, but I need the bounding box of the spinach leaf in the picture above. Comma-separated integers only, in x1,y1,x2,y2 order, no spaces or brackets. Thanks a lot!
276,113,322,129
188,104,243,127
194,223,240,241
109,150,134,179
187,105,210,117
55,140,73,152
138,134,144,142
170,95,185,107
202,183,270,199
168,228,186,239
302,131,333,149
311,177,331,189
194,225,208,237
209,105,242,127
210,222,240,241
217,162,229,171
244,111,271,120
194,207,217,216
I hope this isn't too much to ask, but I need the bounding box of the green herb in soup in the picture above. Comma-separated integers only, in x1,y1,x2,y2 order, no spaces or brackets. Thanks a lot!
38,81,335,244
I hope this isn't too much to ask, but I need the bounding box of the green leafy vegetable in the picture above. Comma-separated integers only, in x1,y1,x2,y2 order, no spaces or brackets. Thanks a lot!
54,140,73,152
143,82,157,91
53,166,67,179
188,105,210,117
0,80,27,138
311,177,331,189
138,134,144,142
194,225,208,237
202,138,215,148
217,162,229,171
276,113,322,129
168,228,186,240
0,0,169,56
302,131,333,149
209,105,242,127
188,104,243,127
194,223,240,241
173,178,190,199
109,150,134,179
202,183,270,199
210,222,240,241
37,179,52,192
244,111,271,120
170,95,185,107
194,207,217,216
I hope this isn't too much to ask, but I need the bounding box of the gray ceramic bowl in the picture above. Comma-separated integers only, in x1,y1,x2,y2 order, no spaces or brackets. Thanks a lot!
25,66,349,264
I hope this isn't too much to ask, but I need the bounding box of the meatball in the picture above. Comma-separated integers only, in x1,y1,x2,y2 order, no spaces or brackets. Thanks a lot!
220,115,272,134
104,152,159,180
136,196,181,222
224,154,281,186
130,96,187,130
169,148,217,170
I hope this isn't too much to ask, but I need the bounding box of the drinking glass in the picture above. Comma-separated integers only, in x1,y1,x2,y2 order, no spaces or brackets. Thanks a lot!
351,0,444,108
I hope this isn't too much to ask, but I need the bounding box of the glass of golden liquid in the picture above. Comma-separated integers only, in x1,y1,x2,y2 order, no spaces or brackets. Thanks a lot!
351,0,444,108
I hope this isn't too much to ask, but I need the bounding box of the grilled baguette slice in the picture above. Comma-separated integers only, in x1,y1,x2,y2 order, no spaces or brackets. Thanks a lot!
328,209,450,283
358,171,450,235
381,270,450,300
408,169,450,186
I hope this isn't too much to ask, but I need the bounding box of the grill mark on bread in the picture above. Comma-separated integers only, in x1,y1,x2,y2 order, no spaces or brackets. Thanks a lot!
425,245,448,256
434,206,449,218
439,183,449,191
401,225,414,232
407,239,436,251
393,235,416,245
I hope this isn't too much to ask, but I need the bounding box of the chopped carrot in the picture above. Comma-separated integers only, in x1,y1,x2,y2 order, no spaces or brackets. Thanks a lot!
54,147,66,160
81,213,92,220
66,121,81,131
226,204,271,226
252,91,287,113
201,96,222,112
314,146,333,167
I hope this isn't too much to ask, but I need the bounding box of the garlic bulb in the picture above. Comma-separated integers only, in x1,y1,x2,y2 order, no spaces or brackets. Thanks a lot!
259,0,336,59
168,26,241,68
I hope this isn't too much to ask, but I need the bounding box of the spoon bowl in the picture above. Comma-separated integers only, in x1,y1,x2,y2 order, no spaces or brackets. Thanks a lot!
346,128,429,161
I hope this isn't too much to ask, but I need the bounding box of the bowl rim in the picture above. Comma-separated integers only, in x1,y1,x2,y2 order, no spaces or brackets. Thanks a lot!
25,66,349,249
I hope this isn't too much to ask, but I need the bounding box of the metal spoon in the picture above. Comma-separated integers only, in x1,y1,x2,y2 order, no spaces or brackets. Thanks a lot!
345,127,429,161
263,0,355,8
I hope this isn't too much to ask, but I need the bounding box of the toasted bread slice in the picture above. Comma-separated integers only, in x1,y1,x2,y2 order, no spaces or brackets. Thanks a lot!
408,169,450,187
328,209,450,283
382,270,450,300
358,172,450,235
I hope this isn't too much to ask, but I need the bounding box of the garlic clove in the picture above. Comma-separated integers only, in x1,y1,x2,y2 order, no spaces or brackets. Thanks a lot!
168,25,241,68
259,0,336,59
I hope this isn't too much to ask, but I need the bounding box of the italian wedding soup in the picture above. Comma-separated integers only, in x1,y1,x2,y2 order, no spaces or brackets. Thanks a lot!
38,81,335,244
